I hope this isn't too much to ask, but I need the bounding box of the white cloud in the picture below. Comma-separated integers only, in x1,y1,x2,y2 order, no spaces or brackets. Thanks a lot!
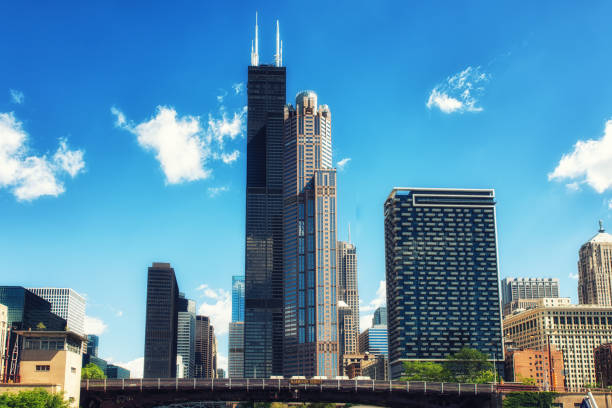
232,83,244,95
0,112,85,201
569,273,579,280
9,89,24,104
84,315,107,335
196,285,231,335
110,357,144,379
426,66,490,114
549,120,612,193
217,90,228,104
207,185,230,198
359,281,386,331
217,354,228,373
360,314,373,333
566,182,581,192
116,310,124,317
112,102,246,185
336,157,351,171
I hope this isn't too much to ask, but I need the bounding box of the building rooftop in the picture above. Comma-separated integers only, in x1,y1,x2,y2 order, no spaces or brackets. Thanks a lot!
586,220,612,244
15,330,87,342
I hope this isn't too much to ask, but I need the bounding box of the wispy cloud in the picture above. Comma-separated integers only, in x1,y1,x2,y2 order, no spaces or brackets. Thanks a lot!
359,280,386,331
217,89,228,104
108,357,143,378
426,66,490,114
232,83,244,95
337,157,351,171
9,89,24,104
569,273,579,280
549,120,612,193
196,285,231,335
84,315,108,335
112,92,245,185
0,112,85,201
207,185,229,198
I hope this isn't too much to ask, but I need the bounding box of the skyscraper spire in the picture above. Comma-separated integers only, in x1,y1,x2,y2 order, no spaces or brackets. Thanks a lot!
280,39,283,66
251,12,259,66
275,20,281,67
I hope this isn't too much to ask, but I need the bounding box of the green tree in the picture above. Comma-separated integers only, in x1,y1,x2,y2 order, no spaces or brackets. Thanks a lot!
401,361,450,382
516,375,537,386
81,363,106,379
36,322,46,330
0,388,70,408
443,347,494,383
503,392,558,408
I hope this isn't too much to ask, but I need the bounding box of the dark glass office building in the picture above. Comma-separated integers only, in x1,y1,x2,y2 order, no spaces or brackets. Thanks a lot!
143,262,179,378
244,64,286,378
384,188,504,379
0,286,66,331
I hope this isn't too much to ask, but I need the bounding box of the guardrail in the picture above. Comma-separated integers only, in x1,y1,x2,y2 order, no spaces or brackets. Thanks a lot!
82,378,498,396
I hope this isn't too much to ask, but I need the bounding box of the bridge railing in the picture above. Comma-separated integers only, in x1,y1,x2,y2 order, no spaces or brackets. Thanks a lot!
82,378,496,396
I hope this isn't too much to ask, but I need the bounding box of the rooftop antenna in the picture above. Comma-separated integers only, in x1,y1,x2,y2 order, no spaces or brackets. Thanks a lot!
251,12,259,66
599,219,605,233
275,20,281,67
280,39,283,66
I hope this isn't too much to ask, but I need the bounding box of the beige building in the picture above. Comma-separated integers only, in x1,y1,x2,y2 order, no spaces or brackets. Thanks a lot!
504,297,571,317
503,305,612,390
0,304,7,382
578,221,612,306
16,330,85,407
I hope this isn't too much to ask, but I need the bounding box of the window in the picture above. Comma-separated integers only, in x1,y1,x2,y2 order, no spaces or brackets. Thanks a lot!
71,367,76,374
36,365,50,372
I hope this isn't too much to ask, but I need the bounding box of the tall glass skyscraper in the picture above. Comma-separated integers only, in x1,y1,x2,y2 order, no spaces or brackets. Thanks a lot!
338,241,359,338
143,263,179,378
27,288,86,336
232,276,245,322
228,321,244,378
372,306,387,326
244,17,286,378
177,294,196,378
384,188,504,379
282,91,338,377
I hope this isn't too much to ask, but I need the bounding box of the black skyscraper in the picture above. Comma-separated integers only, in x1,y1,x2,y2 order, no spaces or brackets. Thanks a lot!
144,262,179,378
244,63,286,378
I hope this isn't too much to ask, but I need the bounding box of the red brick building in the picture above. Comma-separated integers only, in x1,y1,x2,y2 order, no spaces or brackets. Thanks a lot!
505,347,565,391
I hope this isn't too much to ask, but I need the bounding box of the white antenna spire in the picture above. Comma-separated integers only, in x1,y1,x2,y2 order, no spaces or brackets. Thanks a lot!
275,20,281,67
251,12,259,66
280,39,283,66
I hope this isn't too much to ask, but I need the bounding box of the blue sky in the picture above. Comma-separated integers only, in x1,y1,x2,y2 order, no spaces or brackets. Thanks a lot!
2,1,612,376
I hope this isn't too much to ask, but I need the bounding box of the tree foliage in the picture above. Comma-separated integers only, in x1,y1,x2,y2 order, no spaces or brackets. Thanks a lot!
502,392,558,408
0,388,70,408
81,363,106,379
401,347,497,384
516,375,537,386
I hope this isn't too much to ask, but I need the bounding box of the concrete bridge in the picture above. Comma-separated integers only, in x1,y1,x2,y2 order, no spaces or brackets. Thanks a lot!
80,378,501,408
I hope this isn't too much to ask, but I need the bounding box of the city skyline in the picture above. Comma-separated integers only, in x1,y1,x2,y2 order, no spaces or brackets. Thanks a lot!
2,2,612,376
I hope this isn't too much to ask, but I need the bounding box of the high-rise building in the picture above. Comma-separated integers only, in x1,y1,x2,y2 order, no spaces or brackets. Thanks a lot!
0,287,67,331
232,276,245,322
282,90,338,377
177,294,196,378
500,278,560,308
372,307,387,326
27,288,86,336
384,188,504,379
503,297,571,318
86,334,99,357
228,321,244,378
195,315,216,378
338,241,359,340
359,325,388,357
106,364,130,379
504,348,565,391
338,301,357,359
0,303,7,383
578,221,612,306
503,305,612,390
594,343,612,387
143,262,179,378
217,368,225,378
244,15,287,378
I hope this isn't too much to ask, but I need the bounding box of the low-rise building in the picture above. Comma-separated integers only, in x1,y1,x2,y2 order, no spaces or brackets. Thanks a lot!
594,343,612,387
359,325,388,356
503,297,571,318
0,304,7,382
504,347,565,391
503,305,612,390
106,364,130,379
17,330,85,407
361,355,388,380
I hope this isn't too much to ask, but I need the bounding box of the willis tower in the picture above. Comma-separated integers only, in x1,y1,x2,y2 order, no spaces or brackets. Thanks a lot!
244,14,286,378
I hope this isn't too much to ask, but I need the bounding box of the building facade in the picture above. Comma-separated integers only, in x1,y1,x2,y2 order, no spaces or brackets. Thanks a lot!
372,307,387,326
244,20,287,377
0,287,66,331
504,348,565,391
578,222,612,306
86,335,99,357
0,304,7,383
384,188,504,379
27,288,86,336
594,343,612,387
282,91,338,377
232,276,245,323
228,321,244,378
359,325,388,357
195,315,216,378
338,301,357,360
500,278,560,308
503,305,612,389
106,364,130,379
177,295,196,378
143,263,179,378
338,241,359,335
504,297,571,318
